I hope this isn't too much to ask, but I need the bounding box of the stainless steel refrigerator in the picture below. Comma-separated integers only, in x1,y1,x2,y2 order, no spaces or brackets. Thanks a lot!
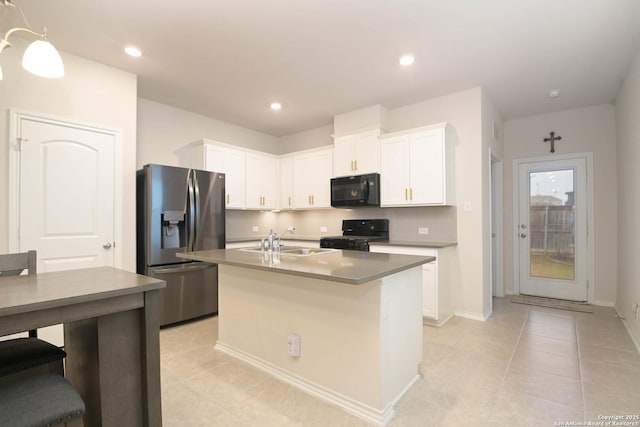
136,164,225,326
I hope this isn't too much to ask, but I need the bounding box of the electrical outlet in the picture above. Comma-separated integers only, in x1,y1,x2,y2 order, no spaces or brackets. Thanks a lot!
252,226,259,232
633,303,639,320
320,226,328,233
463,201,472,212
288,225,296,232
287,334,300,357
418,227,429,235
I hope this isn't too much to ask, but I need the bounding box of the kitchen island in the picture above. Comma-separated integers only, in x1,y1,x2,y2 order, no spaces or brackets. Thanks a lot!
177,248,435,426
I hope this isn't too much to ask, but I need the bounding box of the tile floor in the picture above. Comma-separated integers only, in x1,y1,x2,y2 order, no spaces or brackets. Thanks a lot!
160,297,640,426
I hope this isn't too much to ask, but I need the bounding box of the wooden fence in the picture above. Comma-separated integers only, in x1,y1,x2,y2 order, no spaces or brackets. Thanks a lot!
530,205,574,261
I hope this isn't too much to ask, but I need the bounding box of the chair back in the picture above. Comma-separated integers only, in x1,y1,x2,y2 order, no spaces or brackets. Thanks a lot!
0,251,37,277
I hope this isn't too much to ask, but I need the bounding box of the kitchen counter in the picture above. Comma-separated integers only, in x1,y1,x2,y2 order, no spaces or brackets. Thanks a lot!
226,237,457,249
178,248,427,425
177,248,434,285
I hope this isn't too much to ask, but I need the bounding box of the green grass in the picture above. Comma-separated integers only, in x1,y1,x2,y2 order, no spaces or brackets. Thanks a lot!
530,253,575,280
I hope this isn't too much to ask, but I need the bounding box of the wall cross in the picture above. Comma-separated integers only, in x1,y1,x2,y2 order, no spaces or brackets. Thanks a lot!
543,131,562,153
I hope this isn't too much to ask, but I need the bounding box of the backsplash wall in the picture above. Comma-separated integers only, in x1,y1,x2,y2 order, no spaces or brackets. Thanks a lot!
226,207,457,243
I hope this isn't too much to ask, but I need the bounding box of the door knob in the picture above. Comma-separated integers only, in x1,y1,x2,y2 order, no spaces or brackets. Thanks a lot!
520,233,527,238
103,242,112,249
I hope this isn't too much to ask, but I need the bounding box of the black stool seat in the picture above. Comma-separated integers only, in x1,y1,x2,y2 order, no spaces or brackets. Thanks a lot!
0,374,85,427
0,338,66,377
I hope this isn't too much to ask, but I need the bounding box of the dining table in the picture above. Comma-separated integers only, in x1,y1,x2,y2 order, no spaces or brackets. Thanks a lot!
0,266,166,426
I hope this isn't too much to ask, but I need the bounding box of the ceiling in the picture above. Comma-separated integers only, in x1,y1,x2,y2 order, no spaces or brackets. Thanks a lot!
8,0,640,136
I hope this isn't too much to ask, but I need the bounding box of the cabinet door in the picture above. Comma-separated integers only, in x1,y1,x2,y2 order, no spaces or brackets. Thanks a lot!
292,150,332,209
279,157,294,210
380,135,412,206
311,150,333,207
293,155,314,208
352,132,380,175
332,136,355,177
204,146,245,209
245,153,277,209
421,262,437,319
410,130,444,205
333,131,380,177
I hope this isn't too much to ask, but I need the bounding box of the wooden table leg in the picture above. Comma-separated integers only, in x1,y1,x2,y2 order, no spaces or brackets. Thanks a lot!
64,291,162,426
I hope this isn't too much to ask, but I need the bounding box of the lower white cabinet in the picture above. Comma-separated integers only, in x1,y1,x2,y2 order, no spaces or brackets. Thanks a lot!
369,245,453,326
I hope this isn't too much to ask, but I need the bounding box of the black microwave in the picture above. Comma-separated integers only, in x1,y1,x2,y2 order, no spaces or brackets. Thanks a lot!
330,173,380,208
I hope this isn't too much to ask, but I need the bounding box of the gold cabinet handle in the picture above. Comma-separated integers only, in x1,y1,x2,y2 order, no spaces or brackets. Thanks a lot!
312,195,315,205
354,160,358,171
308,195,311,205
351,160,354,171
405,188,408,200
227,194,230,204
288,196,291,207
410,188,413,201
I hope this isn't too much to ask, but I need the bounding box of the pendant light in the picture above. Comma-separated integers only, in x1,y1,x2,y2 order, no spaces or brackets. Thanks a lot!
0,0,64,80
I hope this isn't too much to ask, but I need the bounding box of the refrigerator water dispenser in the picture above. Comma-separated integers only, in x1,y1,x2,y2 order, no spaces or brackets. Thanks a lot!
162,211,185,249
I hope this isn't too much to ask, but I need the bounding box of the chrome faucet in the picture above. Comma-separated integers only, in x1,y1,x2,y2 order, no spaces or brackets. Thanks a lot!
261,229,278,252
277,226,295,247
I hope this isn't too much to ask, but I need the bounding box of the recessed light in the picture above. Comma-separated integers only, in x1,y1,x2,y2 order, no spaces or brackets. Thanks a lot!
125,46,142,57
399,54,415,66
270,102,282,110
548,89,560,98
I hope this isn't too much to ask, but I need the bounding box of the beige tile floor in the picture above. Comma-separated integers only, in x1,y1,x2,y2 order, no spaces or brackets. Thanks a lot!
160,297,640,426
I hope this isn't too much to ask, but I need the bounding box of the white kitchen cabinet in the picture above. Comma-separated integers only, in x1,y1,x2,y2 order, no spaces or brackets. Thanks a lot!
279,156,294,210
333,129,380,177
292,148,333,209
245,152,278,210
369,244,454,326
380,123,454,206
186,141,246,209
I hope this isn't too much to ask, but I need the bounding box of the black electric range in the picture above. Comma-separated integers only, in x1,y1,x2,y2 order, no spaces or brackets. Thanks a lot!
319,219,389,252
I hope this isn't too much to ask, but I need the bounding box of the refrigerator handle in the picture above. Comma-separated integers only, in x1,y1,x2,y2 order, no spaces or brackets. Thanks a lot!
193,170,201,250
187,169,196,251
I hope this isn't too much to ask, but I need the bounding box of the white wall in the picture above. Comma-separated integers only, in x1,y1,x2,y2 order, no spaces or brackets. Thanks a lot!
0,39,138,271
503,104,618,306
385,87,487,320
276,125,333,155
615,47,640,344
137,98,280,167
482,92,504,316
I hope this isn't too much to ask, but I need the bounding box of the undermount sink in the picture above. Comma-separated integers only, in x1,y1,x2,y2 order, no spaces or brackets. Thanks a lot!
238,246,337,256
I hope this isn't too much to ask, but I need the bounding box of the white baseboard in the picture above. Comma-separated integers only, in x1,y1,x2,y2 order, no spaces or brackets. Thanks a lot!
215,340,416,426
615,307,640,353
593,300,616,307
454,310,489,321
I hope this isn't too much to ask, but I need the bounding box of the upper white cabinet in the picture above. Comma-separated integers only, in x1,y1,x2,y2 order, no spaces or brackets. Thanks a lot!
380,123,454,206
279,156,294,210
245,152,278,210
188,141,246,209
333,129,381,177
292,148,333,209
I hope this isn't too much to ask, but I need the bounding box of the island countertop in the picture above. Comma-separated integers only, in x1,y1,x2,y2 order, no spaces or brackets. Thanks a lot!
177,248,435,285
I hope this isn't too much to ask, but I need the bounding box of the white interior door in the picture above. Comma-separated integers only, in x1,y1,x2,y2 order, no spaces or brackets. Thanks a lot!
18,116,116,272
517,157,588,301
12,114,118,346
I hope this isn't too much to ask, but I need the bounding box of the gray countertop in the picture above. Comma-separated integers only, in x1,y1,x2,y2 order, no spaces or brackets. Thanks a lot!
226,237,457,249
177,249,435,285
